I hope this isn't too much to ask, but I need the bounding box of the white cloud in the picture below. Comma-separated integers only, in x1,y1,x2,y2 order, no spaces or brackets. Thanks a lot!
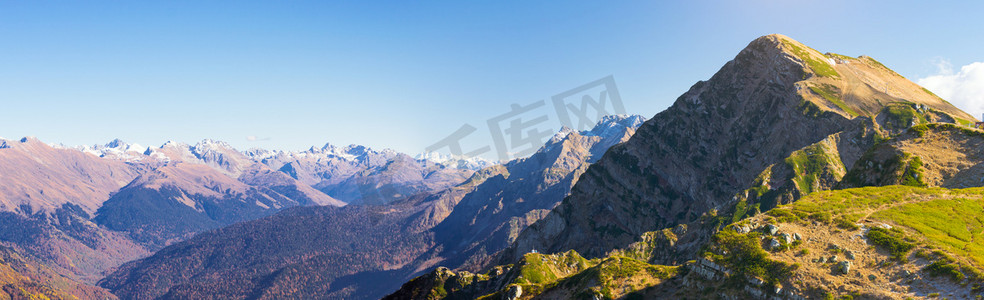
918,60,984,121
246,136,271,142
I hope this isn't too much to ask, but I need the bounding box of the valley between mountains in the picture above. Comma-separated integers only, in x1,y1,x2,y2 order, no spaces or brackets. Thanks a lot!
4,34,984,300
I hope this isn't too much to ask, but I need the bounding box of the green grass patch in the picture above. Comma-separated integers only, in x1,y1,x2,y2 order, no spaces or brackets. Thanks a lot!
955,117,974,127
774,186,984,285
766,208,801,223
899,155,926,187
826,52,855,61
928,123,984,138
790,186,946,217
782,40,840,78
881,103,928,130
809,84,858,116
866,227,915,261
910,124,930,137
925,257,965,282
872,196,984,267
708,231,799,285
784,141,845,195
834,216,859,230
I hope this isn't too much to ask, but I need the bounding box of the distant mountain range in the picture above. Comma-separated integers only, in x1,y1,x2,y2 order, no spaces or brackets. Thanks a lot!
96,115,645,299
0,132,502,298
248,143,480,205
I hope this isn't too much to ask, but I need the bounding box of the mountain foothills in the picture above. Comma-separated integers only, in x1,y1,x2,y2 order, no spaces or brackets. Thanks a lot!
385,34,984,299
96,115,645,299
0,132,485,298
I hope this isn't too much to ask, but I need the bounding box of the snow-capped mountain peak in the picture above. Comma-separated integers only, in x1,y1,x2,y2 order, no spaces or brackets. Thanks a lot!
414,151,495,171
76,138,151,161
583,114,646,137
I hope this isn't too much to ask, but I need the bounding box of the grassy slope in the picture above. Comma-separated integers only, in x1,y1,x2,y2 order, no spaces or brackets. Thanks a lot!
753,186,984,297
389,250,679,300
783,186,984,267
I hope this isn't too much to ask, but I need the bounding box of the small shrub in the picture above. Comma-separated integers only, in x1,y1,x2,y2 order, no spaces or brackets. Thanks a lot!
809,84,857,116
925,258,965,282
834,216,859,230
709,231,798,284
960,265,983,281
866,227,915,261
809,211,832,223
900,155,926,187
910,124,929,137
767,209,800,223
782,40,840,78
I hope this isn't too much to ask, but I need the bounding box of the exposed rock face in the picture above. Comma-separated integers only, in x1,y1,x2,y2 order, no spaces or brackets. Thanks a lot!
502,34,974,263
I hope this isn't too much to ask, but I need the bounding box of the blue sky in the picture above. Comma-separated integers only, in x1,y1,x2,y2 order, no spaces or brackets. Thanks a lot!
2,1,982,158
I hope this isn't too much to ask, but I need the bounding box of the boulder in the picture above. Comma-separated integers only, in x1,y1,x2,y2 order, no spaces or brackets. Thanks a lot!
838,261,852,275
779,233,793,244
506,284,522,300
767,239,781,250
762,224,779,235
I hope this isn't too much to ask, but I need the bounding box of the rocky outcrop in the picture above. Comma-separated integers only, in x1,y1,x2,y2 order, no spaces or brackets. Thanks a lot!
841,123,984,189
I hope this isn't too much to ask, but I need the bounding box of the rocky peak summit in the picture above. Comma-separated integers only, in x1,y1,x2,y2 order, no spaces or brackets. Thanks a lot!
503,34,974,262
